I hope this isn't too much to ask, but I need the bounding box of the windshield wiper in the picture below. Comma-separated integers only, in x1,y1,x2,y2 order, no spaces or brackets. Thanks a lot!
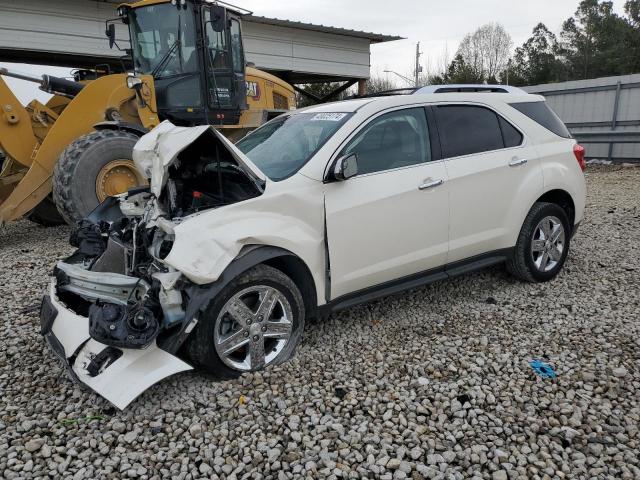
152,11,183,79
151,40,180,79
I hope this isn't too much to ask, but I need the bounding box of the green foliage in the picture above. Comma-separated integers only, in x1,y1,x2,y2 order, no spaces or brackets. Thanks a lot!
296,76,399,107
505,23,567,86
559,0,633,79
441,54,484,84
296,82,350,108
441,0,640,88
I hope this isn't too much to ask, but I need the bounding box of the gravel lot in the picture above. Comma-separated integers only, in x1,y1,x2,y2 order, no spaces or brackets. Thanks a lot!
1,166,639,480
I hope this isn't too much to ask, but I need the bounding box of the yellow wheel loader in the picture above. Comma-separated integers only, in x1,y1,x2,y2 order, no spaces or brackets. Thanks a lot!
0,0,295,226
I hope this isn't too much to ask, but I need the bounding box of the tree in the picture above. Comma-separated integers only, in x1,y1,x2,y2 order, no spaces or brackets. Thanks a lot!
559,0,632,79
624,1,640,73
456,23,513,82
624,0,640,26
440,54,483,83
365,76,398,94
506,23,566,86
296,82,351,107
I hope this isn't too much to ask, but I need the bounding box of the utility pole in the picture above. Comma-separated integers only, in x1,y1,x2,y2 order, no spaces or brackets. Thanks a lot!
414,42,422,87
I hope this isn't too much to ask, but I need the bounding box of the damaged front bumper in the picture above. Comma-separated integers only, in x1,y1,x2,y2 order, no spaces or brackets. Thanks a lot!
40,279,192,410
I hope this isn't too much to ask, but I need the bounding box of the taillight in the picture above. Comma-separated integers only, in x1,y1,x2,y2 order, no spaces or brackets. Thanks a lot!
573,144,586,171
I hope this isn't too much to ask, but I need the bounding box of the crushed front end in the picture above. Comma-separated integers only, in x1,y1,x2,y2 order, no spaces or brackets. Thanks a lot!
40,122,265,409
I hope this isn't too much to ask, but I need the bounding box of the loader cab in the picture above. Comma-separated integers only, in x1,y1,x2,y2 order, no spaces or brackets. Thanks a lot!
120,0,247,126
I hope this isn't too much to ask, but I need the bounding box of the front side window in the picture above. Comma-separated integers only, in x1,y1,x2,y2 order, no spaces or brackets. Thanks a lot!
341,108,431,175
236,112,352,181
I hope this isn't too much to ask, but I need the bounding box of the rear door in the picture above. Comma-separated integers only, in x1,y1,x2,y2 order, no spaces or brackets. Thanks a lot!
324,107,449,299
432,103,543,263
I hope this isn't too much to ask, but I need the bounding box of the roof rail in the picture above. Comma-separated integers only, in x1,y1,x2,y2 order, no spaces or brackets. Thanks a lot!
415,84,527,94
349,87,419,99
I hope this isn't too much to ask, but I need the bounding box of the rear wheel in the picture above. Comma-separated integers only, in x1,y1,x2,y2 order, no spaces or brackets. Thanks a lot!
507,202,571,282
25,195,65,227
186,265,305,379
52,130,146,224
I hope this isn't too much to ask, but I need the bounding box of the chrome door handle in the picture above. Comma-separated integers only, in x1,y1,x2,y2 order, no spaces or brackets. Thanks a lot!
509,157,528,167
418,178,444,190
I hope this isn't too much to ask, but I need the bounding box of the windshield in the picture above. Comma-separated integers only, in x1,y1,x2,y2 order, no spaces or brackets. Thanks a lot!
129,4,198,78
236,112,352,181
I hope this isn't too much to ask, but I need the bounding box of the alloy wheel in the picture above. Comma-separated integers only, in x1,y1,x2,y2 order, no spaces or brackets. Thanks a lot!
214,285,293,371
530,215,565,272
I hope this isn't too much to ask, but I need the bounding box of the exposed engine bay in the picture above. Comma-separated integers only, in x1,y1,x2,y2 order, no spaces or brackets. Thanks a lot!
50,122,263,367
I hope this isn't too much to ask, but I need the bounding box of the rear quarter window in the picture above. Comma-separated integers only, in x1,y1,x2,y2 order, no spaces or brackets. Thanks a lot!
510,101,572,139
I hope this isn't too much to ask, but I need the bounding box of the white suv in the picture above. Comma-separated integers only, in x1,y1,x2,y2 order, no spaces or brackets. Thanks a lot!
41,92,586,408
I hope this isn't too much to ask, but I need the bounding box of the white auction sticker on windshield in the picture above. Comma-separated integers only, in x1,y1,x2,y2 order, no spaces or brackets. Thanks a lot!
310,113,347,122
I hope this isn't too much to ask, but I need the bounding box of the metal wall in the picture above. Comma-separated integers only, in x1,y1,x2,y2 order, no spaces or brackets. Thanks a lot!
0,0,373,82
524,74,640,162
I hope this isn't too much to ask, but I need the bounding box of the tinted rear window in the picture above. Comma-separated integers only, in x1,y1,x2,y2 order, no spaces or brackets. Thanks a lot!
510,101,571,138
499,117,523,148
434,105,504,158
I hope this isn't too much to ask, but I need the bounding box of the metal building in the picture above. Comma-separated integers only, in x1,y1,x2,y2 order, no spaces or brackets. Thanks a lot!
0,0,400,93
524,74,640,163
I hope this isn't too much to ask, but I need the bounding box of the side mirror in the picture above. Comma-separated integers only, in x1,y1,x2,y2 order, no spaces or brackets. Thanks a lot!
106,24,116,49
210,6,227,32
332,154,358,181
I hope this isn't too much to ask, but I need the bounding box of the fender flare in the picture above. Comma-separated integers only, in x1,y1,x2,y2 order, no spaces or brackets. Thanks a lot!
93,121,149,137
158,245,311,354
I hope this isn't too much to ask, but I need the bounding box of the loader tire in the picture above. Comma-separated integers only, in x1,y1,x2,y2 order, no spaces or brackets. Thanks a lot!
25,196,65,227
52,130,142,224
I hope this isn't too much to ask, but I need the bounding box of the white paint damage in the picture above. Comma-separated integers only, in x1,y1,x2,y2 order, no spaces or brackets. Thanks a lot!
47,282,192,410
45,121,326,409
133,120,265,197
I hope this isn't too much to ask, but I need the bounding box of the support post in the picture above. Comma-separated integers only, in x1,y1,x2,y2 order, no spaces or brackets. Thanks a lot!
608,81,622,162
358,79,366,96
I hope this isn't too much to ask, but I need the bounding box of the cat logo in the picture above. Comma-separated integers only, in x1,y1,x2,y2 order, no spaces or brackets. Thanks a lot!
246,81,260,100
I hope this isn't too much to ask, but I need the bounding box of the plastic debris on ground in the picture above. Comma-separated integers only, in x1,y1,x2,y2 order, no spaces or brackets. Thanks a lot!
529,359,557,379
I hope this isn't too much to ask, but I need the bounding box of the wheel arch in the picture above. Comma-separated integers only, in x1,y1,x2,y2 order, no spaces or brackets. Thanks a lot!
160,245,318,354
93,121,148,138
535,189,576,229
262,254,318,320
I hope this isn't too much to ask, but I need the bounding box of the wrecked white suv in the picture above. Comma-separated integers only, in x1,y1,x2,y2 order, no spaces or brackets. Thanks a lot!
41,92,586,409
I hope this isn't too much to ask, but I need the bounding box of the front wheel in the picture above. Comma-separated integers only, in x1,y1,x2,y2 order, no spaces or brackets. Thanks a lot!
52,130,146,224
186,265,305,379
507,202,571,282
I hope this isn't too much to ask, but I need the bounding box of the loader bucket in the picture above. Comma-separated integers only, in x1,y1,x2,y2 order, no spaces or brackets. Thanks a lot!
0,74,150,224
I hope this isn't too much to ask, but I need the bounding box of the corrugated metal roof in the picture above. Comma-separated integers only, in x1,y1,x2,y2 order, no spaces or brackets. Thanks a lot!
100,1,402,43
244,15,403,44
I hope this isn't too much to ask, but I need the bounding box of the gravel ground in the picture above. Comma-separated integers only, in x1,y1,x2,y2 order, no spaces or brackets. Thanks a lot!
1,166,639,480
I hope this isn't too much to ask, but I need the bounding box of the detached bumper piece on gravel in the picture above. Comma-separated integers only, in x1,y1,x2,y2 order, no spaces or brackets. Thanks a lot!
40,272,192,410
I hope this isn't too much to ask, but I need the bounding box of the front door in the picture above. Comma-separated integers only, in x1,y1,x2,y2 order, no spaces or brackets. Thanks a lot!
324,107,449,299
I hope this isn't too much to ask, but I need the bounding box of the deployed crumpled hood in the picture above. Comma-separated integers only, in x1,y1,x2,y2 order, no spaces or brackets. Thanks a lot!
133,120,266,197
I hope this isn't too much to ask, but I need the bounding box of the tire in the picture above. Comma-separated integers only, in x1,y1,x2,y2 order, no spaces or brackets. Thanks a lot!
507,202,571,283
25,195,65,227
52,130,141,224
185,264,305,379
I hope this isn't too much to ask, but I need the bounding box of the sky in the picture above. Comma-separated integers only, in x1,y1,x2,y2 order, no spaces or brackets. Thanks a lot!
0,0,628,104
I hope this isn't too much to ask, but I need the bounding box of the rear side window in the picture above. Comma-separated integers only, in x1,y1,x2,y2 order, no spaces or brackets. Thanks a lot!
499,117,523,148
434,105,504,158
510,101,571,138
